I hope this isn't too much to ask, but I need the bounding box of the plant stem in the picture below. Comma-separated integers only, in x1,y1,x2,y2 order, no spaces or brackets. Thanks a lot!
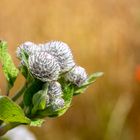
6,83,10,96
0,121,3,126
0,123,20,136
11,83,27,102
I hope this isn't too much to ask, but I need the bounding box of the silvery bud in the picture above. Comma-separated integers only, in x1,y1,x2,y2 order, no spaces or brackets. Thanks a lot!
46,94,50,107
51,97,65,111
16,41,39,59
28,51,61,82
65,66,87,87
48,82,62,98
40,41,75,73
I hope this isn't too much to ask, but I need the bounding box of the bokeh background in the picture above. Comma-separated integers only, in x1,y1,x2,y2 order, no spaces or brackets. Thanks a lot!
0,0,140,140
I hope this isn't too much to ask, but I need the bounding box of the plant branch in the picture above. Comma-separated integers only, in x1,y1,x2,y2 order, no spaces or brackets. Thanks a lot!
11,82,27,102
0,121,3,126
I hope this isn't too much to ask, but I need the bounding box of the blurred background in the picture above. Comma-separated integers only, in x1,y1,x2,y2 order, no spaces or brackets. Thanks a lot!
0,0,140,140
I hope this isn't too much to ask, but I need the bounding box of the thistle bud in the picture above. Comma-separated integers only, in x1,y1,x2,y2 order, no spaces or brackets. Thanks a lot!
51,97,65,111
16,41,38,59
65,66,87,87
40,41,75,73
48,82,62,98
28,51,61,82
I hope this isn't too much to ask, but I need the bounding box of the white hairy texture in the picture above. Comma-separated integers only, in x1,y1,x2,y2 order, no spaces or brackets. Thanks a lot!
28,51,61,82
51,97,65,110
45,95,50,107
46,94,50,105
40,41,75,73
65,66,87,87
48,82,62,98
16,41,39,59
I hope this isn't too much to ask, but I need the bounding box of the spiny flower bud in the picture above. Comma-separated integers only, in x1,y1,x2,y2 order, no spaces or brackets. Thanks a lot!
28,51,61,82
16,41,39,59
51,97,65,111
48,82,62,98
46,94,50,107
65,66,87,87
40,41,75,73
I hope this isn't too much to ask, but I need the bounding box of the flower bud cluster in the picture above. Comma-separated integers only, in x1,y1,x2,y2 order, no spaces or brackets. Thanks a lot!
16,40,88,111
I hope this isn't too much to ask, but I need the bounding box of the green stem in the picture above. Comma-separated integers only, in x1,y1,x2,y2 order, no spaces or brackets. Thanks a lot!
0,123,20,136
11,83,27,102
6,83,10,96
19,101,24,108
0,121,3,126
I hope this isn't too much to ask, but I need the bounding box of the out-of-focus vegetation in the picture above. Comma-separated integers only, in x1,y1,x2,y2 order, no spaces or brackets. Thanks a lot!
0,0,140,140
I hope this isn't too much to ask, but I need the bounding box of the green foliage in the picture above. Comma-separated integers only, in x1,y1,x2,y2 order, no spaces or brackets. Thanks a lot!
74,72,104,95
19,50,34,81
36,72,103,118
23,80,43,107
30,119,44,127
20,50,29,67
32,87,49,115
0,96,30,123
87,72,104,83
0,41,19,89
37,82,74,118
20,65,28,78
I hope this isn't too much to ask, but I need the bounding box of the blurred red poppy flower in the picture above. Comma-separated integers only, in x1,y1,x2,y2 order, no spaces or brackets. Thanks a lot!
135,65,140,82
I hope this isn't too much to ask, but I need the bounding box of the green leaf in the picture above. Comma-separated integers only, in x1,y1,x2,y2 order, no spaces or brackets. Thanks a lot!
30,119,44,127
23,80,43,107
32,87,49,115
20,65,28,78
20,50,29,67
0,41,19,89
0,96,30,123
19,50,34,81
87,72,104,83
32,91,46,110
74,72,104,95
